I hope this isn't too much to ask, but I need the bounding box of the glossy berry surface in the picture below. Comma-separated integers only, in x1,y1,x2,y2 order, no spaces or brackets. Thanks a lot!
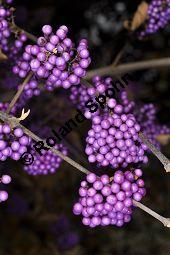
139,0,170,38
24,142,68,175
13,25,91,90
73,170,146,228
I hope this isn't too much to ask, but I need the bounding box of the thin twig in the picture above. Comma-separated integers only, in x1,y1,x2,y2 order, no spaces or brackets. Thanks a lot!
0,111,90,175
0,110,169,227
139,132,170,173
86,58,170,80
112,43,128,67
6,71,33,114
133,201,170,227
9,22,37,43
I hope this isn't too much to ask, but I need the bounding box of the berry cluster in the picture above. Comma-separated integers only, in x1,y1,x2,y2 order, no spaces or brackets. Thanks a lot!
20,79,41,100
73,170,146,228
120,91,135,114
0,173,11,203
0,124,30,161
24,142,67,175
139,0,170,38
8,32,27,59
136,103,170,150
70,75,112,112
137,103,157,125
85,105,148,168
13,25,91,90
0,0,27,58
0,101,16,114
0,2,12,52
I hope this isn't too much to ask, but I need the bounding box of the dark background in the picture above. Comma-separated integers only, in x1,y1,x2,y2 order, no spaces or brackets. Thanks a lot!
0,0,170,254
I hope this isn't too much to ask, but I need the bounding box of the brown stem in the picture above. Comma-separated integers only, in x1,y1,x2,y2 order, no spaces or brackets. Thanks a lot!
0,111,90,175
139,132,170,173
112,43,127,67
133,201,170,227
0,110,169,227
86,58,170,80
9,22,37,43
6,71,33,114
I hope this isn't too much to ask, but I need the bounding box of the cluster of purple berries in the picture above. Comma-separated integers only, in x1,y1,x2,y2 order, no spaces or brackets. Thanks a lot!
0,101,16,114
0,124,30,161
8,32,27,59
116,94,170,151
20,79,41,100
70,76,136,120
13,25,91,90
0,0,27,58
139,0,170,38
85,103,148,168
0,173,11,203
73,170,146,228
24,143,67,175
136,103,170,150
120,91,135,114
0,2,12,52
137,103,157,125
70,75,113,112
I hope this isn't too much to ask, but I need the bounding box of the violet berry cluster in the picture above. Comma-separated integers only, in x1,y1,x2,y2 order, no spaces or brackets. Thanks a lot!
24,142,67,175
20,79,41,100
0,173,11,203
8,32,27,59
117,92,170,151
85,101,148,168
73,170,146,228
0,101,16,114
0,0,27,58
70,76,135,119
70,75,113,112
120,91,135,114
139,0,170,39
0,1,13,53
0,124,30,161
136,103,170,150
13,25,91,90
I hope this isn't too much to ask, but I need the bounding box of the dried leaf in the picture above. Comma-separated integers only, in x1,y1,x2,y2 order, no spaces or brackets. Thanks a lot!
156,134,170,145
124,1,148,31
0,48,8,61
124,20,131,30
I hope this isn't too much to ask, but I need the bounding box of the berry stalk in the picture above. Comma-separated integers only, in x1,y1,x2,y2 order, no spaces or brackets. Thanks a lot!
139,132,170,173
6,71,33,114
133,201,170,228
9,21,37,43
86,58,170,79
